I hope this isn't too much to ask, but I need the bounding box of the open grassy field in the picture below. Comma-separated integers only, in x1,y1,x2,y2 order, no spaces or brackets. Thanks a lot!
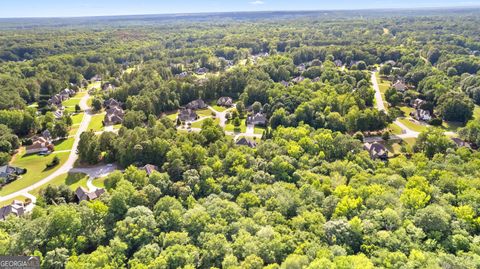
71,113,84,125
254,126,266,135
191,117,220,128
69,126,79,136
441,121,464,132
29,172,89,196
53,138,75,151
0,151,70,196
197,109,214,117
225,119,247,133
389,123,403,135
88,113,105,132
474,105,480,120
0,195,28,207
398,118,428,132
62,98,81,107
211,105,228,112
165,111,178,121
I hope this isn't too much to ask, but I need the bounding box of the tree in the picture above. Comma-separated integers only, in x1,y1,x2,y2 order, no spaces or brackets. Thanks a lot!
414,128,455,158
436,92,474,122
91,98,103,112
414,205,451,239
78,131,100,164
53,122,68,139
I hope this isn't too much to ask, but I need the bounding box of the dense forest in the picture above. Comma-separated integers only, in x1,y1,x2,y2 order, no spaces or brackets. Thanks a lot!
1,9,480,269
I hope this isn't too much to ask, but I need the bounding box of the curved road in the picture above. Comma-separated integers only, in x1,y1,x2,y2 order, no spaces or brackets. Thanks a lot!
0,92,92,203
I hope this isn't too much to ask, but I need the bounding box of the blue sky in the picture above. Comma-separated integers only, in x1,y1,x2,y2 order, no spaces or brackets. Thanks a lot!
1,0,480,18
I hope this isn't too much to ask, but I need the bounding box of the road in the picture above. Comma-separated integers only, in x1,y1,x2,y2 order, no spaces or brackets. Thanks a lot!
0,91,92,203
371,71,387,113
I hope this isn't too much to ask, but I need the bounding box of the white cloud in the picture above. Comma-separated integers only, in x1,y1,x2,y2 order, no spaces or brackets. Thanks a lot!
250,0,265,5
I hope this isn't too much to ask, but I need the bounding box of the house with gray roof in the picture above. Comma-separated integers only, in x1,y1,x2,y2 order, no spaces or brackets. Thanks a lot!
186,99,207,110
364,142,388,160
0,200,25,220
247,112,268,126
75,187,106,202
178,108,198,122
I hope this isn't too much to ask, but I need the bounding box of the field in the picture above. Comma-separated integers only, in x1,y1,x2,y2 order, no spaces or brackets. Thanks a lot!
53,138,75,151
62,98,81,107
211,105,228,112
88,113,105,132
0,151,70,196
388,123,403,135
71,113,84,125
225,119,247,133
398,118,428,132
191,117,220,128
30,173,88,196
197,109,214,117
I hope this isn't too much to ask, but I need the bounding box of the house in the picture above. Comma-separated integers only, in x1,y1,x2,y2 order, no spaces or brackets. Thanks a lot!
59,88,75,98
217,97,233,107
411,109,432,122
291,76,305,84
42,129,52,141
142,164,158,176
312,77,321,82
196,67,209,75
0,200,26,220
384,60,396,66
104,98,121,109
53,110,64,119
25,136,54,155
334,59,343,67
364,142,388,160
393,80,407,92
411,98,427,109
247,112,268,126
297,63,306,72
48,94,65,107
451,137,471,149
186,99,207,110
178,108,198,122
104,106,124,126
176,72,189,79
102,83,116,92
0,165,26,184
280,81,290,87
236,138,257,148
75,187,106,202
91,75,102,82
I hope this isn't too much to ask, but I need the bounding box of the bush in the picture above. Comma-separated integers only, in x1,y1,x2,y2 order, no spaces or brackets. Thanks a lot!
382,131,390,141
46,156,60,168
353,132,364,142
429,118,443,126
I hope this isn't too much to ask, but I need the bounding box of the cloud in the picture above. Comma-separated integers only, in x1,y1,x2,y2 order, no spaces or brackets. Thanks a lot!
250,0,265,5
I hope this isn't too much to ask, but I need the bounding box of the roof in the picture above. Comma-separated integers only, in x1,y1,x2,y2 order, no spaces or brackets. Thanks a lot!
236,138,257,148
143,164,158,176
186,99,207,110
217,97,233,106
0,201,25,220
393,80,407,91
451,137,471,148
178,108,198,122
364,142,388,160
248,113,268,124
75,186,105,202
104,98,121,108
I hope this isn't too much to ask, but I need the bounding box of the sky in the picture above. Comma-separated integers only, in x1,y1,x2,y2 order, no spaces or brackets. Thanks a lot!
1,0,480,18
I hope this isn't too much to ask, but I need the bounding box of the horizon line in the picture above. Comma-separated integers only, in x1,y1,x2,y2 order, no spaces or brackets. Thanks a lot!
1,5,480,20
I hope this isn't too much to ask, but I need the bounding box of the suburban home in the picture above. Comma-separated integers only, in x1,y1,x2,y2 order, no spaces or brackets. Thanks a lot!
411,98,427,109
384,60,396,66
451,137,472,149
186,99,207,110
104,98,121,109
42,129,52,141
91,75,102,82
411,109,432,122
217,97,233,107
247,112,268,126
364,142,388,160
297,63,306,72
334,59,343,67
142,164,158,176
280,81,290,87
0,200,26,220
26,136,54,155
75,186,106,202
104,106,125,126
236,137,257,148
102,83,116,91
0,165,27,184
176,72,189,79
312,77,321,82
178,108,199,122
196,67,209,75
59,88,75,98
393,80,407,92
53,109,64,119
291,76,305,84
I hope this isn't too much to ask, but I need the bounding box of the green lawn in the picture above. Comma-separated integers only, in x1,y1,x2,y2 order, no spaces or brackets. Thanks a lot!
254,126,266,135
225,119,247,133
398,118,428,132
389,123,403,135
88,113,105,132
0,195,28,207
73,91,86,98
87,98,93,107
53,138,75,151
474,105,480,120
211,105,228,112
399,106,414,117
191,117,220,128
62,98,81,107
30,173,88,196
197,109,214,117
69,126,79,136
441,121,464,132
71,113,84,125
376,73,391,110
165,111,178,121
0,151,70,196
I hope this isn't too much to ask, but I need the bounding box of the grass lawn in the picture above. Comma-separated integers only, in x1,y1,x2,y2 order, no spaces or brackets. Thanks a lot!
254,126,266,135
389,123,403,135
441,121,464,132
53,138,75,151
398,118,428,132
474,105,480,120
30,173,88,196
211,105,228,112
376,73,390,94
399,106,414,117
73,91,86,98
69,126,79,136
87,98,93,107
88,113,105,132
71,113,84,125
191,117,219,128
62,98,81,107
125,67,136,74
225,119,247,133
0,151,70,196
197,109,214,117
165,111,178,121
0,195,28,207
